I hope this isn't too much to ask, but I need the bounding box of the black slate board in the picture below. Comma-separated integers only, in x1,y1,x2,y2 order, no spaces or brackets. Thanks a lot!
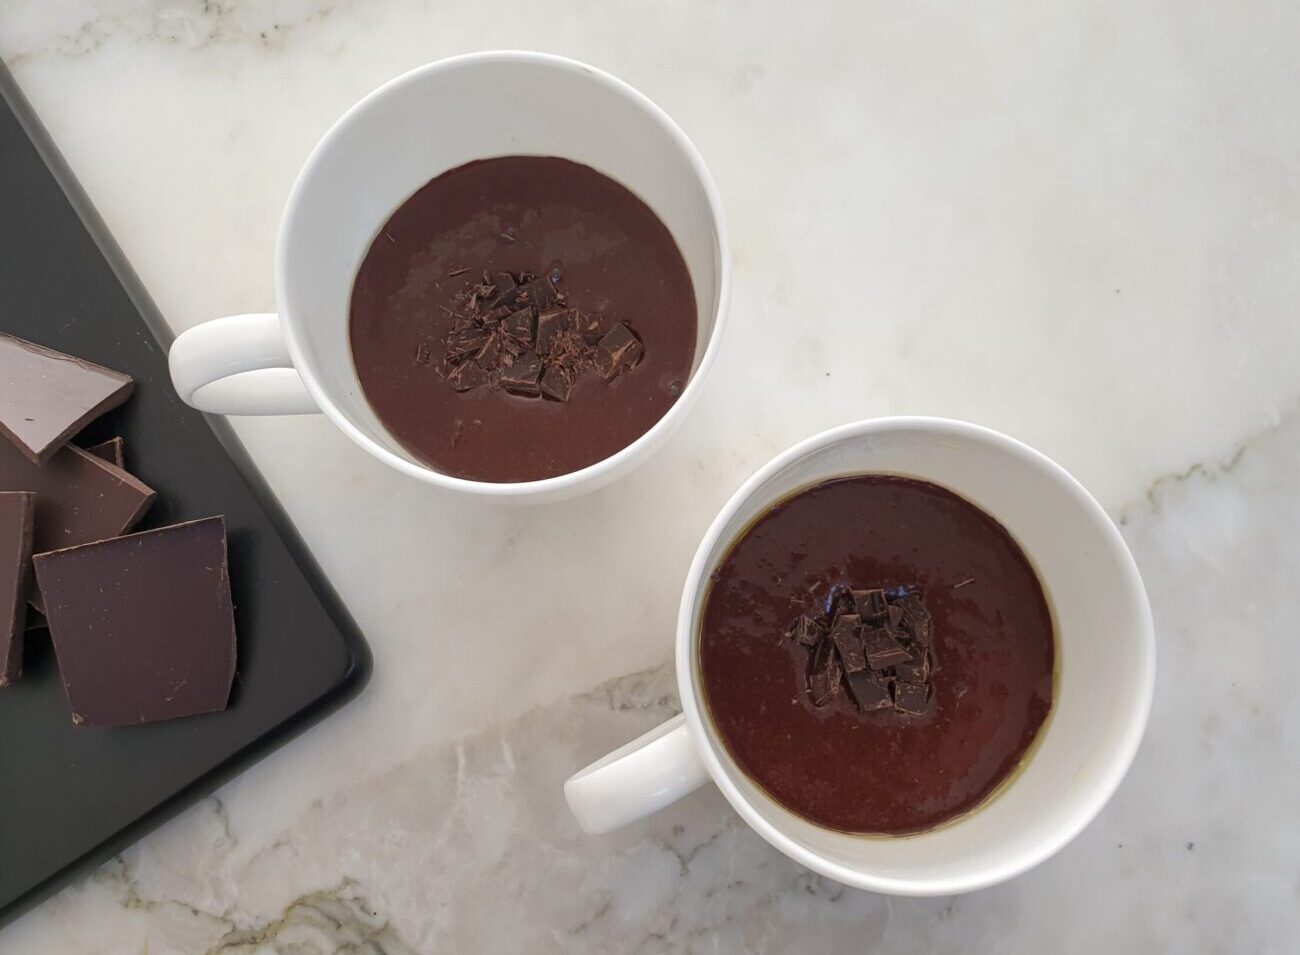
0,65,371,924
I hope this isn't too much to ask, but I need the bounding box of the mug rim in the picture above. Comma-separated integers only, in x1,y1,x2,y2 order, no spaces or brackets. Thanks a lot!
674,415,1155,895
274,50,731,497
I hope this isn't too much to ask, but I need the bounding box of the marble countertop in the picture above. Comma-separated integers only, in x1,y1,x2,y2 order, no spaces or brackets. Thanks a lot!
1,2,1297,952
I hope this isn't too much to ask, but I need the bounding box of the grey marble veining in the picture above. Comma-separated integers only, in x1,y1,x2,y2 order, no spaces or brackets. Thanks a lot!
0,1,1296,951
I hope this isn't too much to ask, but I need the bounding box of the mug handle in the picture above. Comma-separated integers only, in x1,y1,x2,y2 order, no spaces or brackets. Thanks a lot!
169,313,319,415
564,714,711,834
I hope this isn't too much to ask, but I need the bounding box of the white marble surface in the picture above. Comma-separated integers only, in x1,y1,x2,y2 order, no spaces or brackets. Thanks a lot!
1,1,1297,951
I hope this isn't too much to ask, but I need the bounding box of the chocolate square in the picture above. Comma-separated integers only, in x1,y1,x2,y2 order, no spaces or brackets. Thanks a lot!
788,614,825,647
34,517,236,727
830,616,867,673
894,680,931,716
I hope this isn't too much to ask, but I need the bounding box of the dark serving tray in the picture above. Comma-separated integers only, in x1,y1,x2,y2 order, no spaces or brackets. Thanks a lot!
0,64,371,924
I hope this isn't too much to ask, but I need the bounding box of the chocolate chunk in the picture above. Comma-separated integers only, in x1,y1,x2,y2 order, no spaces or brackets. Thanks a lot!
536,307,574,355
34,517,236,727
893,680,931,716
895,646,931,683
806,637,842,707
0,333,133,464
846,668,893,711
827,583,857,620
500,351,543,397
446,326,490,363
539,364,574,402
84,436,125,469
830,616,867,673
593,323,644,381
447,361,487,392
501,308,537,346
788,614,825,647
475,333,502,369
853,588,888,622
0,492,35,686
492,271,517,296
516,275,559,310
898,592,933,644
0,441,155,611
863,626,912,670
886,603,905,630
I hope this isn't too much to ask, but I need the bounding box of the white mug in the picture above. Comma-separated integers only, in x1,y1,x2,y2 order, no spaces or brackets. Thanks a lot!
168,51,730,503
565,417,1155,895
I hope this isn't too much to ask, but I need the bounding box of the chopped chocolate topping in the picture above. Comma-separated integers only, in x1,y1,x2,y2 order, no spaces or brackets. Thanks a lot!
789,614,825,648
786,584,936,716
500,351,543,398
895,646,931,683
830,616,867,673
432,270,645,403
539,364,574,402
447,326,490,363
863,627,912,670
894,680,931,716
447,361,487,393
846,668,893,711
536,307,573,355
501,308,537,345
593,323,644,381
807,638,842,707
854,588,888,622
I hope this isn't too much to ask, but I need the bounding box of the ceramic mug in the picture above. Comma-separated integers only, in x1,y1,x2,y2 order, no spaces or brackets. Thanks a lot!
565,417,1155,895
168,51,730,503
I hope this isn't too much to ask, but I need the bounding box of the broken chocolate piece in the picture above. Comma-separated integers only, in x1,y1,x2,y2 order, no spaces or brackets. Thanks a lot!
830,616,867,673
593,323,644,381
0,333,134,464
846,668,893,711
539,364,574,402
536,307,574,355
0,440,155,611
0,492,35,686
898,592,933,644
893,680,931,716
827,583,857,620
788,614,825,647
84,436,125,469
501,308,537,346
500,351,543,397
492,271,517,295
447,361,488,393
806,638,842,707
853,588,889,621
515,275,559,310
34,517,236,727
863,627,912,670
895,646,931,683
446,326,490,363
886,603,905,630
